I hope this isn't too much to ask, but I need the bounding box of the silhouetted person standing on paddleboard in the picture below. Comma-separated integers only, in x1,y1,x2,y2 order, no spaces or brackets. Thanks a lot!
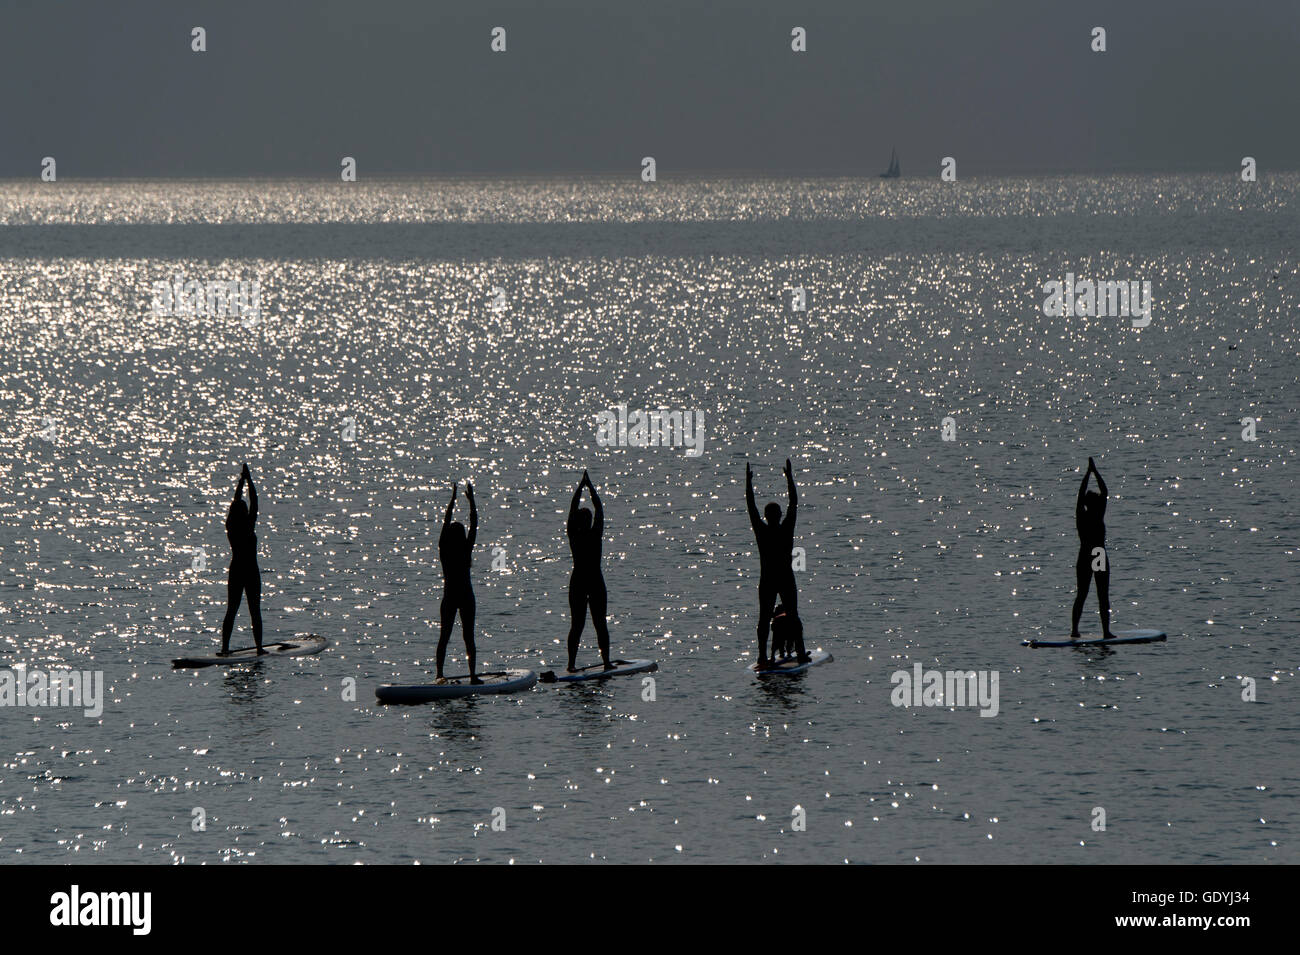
437,482,479,683
567,469,613,672
1071,457,1116,639
220,462,263,655
747,459,807,668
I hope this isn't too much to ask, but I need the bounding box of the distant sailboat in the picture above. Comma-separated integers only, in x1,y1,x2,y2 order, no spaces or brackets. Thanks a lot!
879,146,900,179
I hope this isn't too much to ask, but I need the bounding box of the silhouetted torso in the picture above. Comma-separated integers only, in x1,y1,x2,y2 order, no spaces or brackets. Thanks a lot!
746,465,798,584
226,505,257,564
567,521,603,576
754,518,795,581
1077,498,1106,548
439,529,473,588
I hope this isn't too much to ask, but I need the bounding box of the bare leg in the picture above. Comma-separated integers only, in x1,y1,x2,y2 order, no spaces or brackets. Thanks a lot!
566,581,587,671
220,569,242,654
1070,553,1090,637
589,576,612,668
461,594,479,683
780,578,807,661
1096,566,1114,637
756,580,776,666
436,595,455,679
247,568,263,653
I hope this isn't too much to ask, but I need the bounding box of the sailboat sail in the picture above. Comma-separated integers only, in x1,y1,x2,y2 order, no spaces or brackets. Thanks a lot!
879,147,900,178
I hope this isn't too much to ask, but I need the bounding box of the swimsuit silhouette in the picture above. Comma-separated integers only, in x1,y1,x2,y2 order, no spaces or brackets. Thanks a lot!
1071,456,1116,639
747,459,807,667
220,462,263,655
437,482,479,683
566,469,613,672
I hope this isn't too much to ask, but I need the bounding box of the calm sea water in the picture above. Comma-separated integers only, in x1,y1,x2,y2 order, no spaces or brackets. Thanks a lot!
0,175,1296,863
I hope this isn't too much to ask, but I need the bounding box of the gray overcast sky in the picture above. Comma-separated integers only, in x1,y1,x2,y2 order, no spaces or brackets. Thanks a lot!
2,0,1297,177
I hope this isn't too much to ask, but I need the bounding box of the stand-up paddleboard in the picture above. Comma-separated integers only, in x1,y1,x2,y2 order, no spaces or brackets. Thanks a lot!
172,634,328,668
755,649,832,676
375,668,538,703
540,659,658,684
1023,629,1166,648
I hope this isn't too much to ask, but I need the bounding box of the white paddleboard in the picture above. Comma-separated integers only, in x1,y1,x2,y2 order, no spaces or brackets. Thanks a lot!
540,659,658,684
375,668,538,703
755,649,832,676
172,634,328,668
1023,629,1167,648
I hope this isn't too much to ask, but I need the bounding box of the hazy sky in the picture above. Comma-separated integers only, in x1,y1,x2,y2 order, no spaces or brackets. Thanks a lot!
3,0,1297,177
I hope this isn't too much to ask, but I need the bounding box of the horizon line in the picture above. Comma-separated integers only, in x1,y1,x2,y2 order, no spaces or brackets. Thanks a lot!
2,165,1295,184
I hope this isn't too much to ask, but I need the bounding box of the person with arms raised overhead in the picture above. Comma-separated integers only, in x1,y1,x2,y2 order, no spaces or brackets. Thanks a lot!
747,458,807,668
566,469,613,672
221,462,263,655
1071,456,1116,639
437,481,479,683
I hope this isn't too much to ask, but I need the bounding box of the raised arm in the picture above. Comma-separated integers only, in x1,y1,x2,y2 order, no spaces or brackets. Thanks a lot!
567,475,585,534
1090,458,1107,498
246,470,258,524
444,483,457,526
745,463,761,532
588,477,604,538
783,458,797,529
466,483,478,548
